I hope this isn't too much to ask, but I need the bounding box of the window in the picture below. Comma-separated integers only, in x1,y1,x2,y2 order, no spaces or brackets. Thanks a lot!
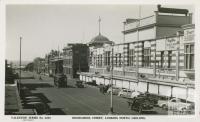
108,51,111,66
90,52,93,65
115,54,118,66
97,55,99,66
129,49,135,66
119,53,122,67
168,51,172,68
143,48,151,67
184,44,194,69
160,51,164,68
100,55,102,67
105,51,111,66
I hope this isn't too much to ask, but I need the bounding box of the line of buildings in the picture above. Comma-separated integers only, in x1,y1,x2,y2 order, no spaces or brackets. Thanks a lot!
33,5,195,102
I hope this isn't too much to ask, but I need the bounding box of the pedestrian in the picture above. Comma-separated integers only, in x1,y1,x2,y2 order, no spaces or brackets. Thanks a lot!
39,75,42,80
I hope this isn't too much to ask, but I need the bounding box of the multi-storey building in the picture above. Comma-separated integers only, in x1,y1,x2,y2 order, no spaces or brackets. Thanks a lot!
80,6,195,102
47,50,63,77
63,43,89,78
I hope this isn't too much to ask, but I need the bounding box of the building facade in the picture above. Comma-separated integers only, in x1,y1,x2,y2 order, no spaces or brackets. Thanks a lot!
47,50,63,77
80,6,195,102
63,43,89,78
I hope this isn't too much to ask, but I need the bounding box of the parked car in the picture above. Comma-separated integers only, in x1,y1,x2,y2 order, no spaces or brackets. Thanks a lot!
107,86,121,95
157,98,193,111
129,91,142,98
75,80,84,88
54,73,67,88
24,102,50,115
118,88,133,98
86,80,98,86
127,96,154,113
137,93,159,106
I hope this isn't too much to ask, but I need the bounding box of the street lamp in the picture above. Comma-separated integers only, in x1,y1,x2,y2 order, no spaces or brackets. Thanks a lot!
108,42,114,115
19,36,22,96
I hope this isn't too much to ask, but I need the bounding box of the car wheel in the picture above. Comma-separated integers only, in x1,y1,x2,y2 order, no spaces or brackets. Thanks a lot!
162,104,167,110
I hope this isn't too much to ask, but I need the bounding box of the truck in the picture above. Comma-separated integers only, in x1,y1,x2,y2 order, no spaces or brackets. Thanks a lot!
54,73,67,88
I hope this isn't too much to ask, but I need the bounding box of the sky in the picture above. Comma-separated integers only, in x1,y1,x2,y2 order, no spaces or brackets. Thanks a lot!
6,4,194,62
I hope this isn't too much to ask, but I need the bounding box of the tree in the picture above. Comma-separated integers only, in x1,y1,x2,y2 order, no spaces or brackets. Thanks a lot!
25,62,34,71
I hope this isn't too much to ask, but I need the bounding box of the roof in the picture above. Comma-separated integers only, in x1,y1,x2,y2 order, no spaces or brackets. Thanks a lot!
89,34,112,46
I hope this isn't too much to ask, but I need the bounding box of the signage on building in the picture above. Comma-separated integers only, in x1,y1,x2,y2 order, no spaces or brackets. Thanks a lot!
184,29,194,43
156,39,166,51
156,37,177,51
165,37,177,50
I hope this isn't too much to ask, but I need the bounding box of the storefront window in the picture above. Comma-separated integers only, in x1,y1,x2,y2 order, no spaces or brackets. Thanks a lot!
184,44,194,69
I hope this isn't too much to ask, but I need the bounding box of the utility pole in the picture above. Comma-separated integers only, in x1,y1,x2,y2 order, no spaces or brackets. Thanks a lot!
176,31,180,81
19,36,22,96
136,5,141,82
123,21,126,84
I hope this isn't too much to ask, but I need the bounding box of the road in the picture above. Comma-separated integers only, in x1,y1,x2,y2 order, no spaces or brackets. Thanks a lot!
20,71,167,115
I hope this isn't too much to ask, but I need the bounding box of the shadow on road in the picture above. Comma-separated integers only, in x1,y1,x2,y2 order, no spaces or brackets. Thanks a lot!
142,111,158,115
50,108,66,115
21,83,53,90
66,85,76,88
31,93,52,103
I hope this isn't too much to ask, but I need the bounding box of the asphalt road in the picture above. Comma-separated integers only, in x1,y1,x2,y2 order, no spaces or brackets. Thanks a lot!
20,71,167,115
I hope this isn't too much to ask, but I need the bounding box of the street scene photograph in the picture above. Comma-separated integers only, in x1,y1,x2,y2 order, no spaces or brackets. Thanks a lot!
5,4,195,115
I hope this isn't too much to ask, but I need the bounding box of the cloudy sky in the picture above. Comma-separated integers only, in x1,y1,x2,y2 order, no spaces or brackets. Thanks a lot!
6,4,194,61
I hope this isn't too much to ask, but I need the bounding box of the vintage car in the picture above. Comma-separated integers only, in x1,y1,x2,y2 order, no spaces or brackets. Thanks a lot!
139,93,159,106
107,86,121,95
54,73,67,88
157,98,193,111
129,91,142,98
118,88,133,98
127,96,154,113
75,80,84,88
86,80,98,86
